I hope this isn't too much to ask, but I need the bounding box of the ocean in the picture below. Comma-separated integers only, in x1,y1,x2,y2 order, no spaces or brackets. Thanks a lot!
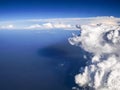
0,30,87,90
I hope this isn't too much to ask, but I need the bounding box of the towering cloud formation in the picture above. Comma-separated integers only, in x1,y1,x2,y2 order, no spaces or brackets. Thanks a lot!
69,18,120,90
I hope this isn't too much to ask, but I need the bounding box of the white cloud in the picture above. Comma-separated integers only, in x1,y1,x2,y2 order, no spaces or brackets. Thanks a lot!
0,24,14,29
25,22,74,30
42,23,53,29
69,20,120,90
25,24,42,29
0,16,120,30
53,23,72,29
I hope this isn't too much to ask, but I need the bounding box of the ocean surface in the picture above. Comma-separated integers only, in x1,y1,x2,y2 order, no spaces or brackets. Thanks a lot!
0,30,87,90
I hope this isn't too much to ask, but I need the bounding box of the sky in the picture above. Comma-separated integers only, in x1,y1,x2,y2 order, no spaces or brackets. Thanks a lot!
0,0,120,30
0,0,120,21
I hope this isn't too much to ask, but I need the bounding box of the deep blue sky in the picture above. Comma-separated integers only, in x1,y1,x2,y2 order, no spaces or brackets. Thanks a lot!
0,0,120,20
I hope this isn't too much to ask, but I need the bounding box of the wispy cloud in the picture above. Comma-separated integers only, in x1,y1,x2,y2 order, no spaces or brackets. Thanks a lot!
0,24,15,29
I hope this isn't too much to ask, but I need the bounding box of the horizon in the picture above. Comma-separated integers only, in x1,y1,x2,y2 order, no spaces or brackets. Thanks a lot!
0,16,119,30
0,0,120,30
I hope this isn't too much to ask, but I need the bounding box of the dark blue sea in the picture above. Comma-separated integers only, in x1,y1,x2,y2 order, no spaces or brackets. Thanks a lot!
0,30,87,90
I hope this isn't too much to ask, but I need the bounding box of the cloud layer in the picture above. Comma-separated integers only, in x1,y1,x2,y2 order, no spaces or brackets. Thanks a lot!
69,17,120,90
0,24,14,29
25,23,73,30
0,17,120,30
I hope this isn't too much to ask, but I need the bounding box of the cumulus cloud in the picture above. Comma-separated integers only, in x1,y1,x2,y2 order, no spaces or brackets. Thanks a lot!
25,24,42,29
69,17,120,90
42,23,53,29
25,22,73,30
